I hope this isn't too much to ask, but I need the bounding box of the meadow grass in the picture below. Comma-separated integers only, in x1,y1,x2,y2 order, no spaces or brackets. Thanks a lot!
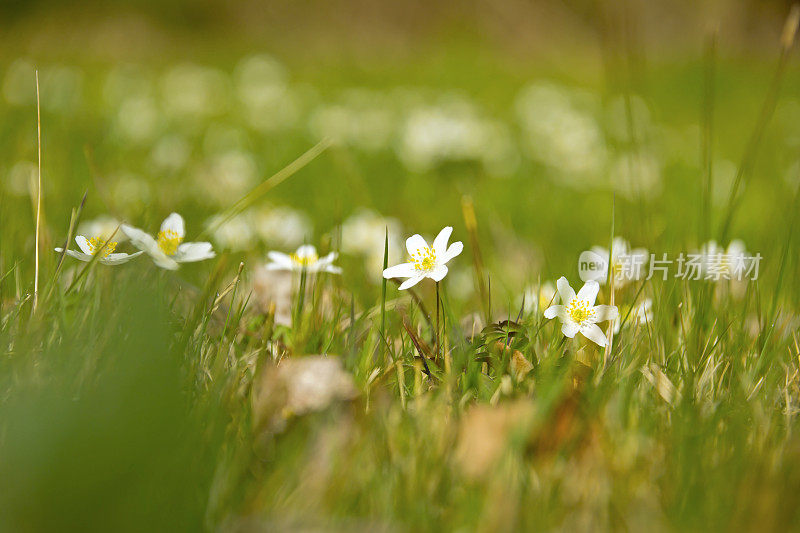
2,18,800,533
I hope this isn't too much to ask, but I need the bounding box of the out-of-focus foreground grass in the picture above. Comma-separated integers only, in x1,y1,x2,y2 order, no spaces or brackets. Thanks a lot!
2,1,800,531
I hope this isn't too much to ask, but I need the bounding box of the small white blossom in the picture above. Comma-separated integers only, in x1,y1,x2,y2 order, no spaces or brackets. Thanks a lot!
55,235,142,265
265,244,341,274
122,213,215,270
544,277,619,347
382,226,463,290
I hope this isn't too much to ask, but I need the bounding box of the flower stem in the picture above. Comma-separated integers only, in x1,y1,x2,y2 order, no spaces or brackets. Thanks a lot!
380,228,388,358
435,281,440,359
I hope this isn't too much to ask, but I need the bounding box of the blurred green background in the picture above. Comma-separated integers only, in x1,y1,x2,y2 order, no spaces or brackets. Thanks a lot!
2,1,800,531
1,0,799,299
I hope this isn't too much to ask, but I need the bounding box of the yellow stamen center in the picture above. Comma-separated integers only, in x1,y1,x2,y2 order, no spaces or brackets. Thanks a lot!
411,247,437,272
567,299,594,324
291,252,318,267
157,230,182,256
87,237,117,258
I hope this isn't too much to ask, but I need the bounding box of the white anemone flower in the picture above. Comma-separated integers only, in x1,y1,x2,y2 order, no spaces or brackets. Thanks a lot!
382,226,463,290
55,235,142,265
121,213,216,270
265,244,342,274
543,277,619,347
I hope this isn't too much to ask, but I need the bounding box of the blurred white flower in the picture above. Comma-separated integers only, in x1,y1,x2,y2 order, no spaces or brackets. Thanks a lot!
520,281,556,314
397,99,516,175
161,63,229,119
309,89,396,151
266,245,341,274
383,226,463,290
610,151,662,199
150,135,191,172
78,216,127,243
252,206,312,248
103,64,152,107
5,161,37,197
235,54,287,109
39,65,84,113
3,59,36,106
196,149,258,204
515,83,607,180
207,213,256,252
447,266,476,299
122,213,215,270
234,55,300,131
588,237,649,287
341,209,403,274
115,95,160,143
253,268,294,326
699,240,749,281
202,123,248,155
544,277,618,347
55,235,142,266
614,298,653,333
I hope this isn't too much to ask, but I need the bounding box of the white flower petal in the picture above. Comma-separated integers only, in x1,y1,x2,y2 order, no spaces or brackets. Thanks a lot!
429,265,448,282
383,263,417,279
75,235,92,255
611,237,630,256
561,321,579,338
267,251,294,268
581,323,608,347
322,265,343,274
265,262,292,271
432,226,452,256
592,305,619,322
315,252,338,269
123,224,178,269
576,280,600,306
543,305,564,320
556,276,575,304
153,255,180,270
122,225,159,254
100,251,144,265
295,244,317,259
398,275,424,290
405,234,428,256
441,241,464,264
161,213,185,238
320,251,338,262
174,242,215,263
56,248,92,262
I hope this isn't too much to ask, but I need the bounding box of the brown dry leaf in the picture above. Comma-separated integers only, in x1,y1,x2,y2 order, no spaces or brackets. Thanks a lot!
253,355,358,432
641,363,679,405
455,400,535,479
510,350,533,380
